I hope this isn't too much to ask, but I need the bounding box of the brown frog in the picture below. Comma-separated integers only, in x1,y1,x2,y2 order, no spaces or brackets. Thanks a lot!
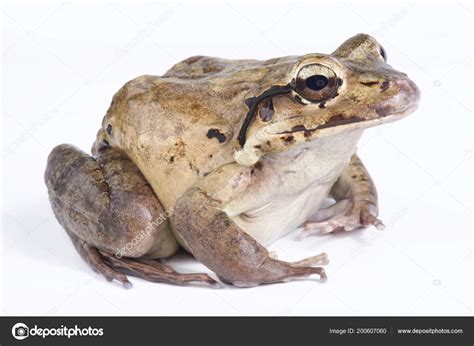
45,34,420,288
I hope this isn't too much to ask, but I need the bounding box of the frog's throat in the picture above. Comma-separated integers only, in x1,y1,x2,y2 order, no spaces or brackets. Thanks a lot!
238,80,296,147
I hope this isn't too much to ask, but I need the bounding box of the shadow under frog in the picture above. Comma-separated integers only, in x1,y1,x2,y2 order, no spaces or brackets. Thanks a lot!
45,34,420,288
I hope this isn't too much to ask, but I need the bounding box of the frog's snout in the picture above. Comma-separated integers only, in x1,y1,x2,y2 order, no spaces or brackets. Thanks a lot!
375,76,420,117
392,77,421,115
397,78,420,106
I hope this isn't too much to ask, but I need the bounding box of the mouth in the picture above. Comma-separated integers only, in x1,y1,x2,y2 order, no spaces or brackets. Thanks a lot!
273,103,419,137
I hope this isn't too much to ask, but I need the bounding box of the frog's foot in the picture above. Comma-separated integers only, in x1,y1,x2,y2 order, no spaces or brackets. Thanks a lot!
73,235,132,288
230,253,328,287
291,252,329,267
72,232,217,288
100,252,218,287
300,199,384,237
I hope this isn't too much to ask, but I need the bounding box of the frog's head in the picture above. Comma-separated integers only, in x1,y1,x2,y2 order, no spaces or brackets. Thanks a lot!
234,33,420,166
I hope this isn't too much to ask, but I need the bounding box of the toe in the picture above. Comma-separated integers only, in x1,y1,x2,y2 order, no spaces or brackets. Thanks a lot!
292,252,329,267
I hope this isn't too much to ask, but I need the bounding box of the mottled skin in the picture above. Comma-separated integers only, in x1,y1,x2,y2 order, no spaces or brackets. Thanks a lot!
45,34,420,288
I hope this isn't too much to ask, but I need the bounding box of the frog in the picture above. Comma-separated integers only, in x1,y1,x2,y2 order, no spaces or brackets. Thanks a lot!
45,34,420,288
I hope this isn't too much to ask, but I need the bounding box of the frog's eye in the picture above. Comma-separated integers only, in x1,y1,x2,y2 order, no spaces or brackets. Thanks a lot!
295,64,340,103
379,45,387,62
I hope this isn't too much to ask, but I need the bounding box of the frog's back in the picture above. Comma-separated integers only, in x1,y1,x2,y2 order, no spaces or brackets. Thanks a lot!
94,72,239,209
94,55,301,207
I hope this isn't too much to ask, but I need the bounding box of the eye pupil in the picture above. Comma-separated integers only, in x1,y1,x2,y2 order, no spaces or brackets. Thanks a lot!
306,75,328,91
295,64,339,103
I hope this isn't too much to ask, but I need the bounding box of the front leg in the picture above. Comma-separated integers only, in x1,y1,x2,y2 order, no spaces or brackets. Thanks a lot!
173,165,328,287
301,154,384,237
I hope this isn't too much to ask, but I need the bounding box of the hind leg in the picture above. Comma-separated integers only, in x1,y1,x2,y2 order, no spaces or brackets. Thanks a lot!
45,144,216,287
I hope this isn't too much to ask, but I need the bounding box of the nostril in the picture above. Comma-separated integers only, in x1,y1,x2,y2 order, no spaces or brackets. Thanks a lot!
397,79,420,98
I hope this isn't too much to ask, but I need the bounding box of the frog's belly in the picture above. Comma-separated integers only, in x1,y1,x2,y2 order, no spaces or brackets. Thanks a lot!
231,181,334,246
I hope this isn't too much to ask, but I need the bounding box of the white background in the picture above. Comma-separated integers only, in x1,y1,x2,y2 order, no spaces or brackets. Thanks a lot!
1,1,472,316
